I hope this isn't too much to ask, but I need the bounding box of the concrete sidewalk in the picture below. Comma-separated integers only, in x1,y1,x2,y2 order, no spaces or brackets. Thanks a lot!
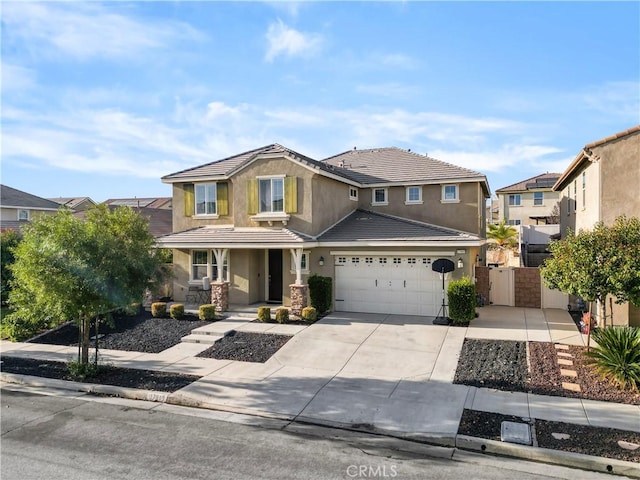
2,306,639,475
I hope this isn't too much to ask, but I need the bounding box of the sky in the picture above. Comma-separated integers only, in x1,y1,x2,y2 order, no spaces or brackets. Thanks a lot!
2,1,639,203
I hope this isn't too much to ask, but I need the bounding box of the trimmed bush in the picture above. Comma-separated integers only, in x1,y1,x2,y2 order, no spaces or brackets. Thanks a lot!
275,307,289,324
257,306,271,322
585,326,640,391
301,306,317,323
151,302,167,318
199,304,217,321
170,303,185,320
447,277,476,325
308,274,332,314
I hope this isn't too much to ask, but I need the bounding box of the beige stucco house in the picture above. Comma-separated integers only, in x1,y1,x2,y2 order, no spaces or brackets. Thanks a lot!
495,173,562,226
158,145,490,316
1,185,62,232
553,125,640,327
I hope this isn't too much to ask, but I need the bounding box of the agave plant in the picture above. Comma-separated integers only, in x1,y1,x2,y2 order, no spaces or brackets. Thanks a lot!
585,326,640,391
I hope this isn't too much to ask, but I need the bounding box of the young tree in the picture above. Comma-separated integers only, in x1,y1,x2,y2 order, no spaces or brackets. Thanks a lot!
487,219,518,265
7,205,163,366
540,216,640,328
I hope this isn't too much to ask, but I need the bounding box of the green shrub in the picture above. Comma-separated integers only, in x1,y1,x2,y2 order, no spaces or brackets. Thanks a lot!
151,302,167,318
308,274,332,314
170,303,185,320
199,304,217,321
447,276,476,325
67,358,100,381
2,311,52,342
257,307,271,322
585,326,640,391
275,307,289,323
301,306,317,323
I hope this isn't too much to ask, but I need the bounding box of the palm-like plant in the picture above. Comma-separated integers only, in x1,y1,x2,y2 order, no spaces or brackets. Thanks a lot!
585,326,640,391
487,219,518,265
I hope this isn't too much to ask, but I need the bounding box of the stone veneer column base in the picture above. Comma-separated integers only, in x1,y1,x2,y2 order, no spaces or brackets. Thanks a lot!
211,281,229,313
290,284,308,317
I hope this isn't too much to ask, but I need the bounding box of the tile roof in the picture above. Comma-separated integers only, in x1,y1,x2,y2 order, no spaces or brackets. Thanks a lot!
48,197,96,209
322,147,488,186
1,185,62,210
584,125,640,149
74,206,172,238
495,173,562,193
317,210,482,243
103,197,172,209
156,226,310,248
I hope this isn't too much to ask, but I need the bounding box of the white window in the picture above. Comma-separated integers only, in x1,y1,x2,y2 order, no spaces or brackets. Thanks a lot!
507,219,521,226
566,187,571,216
352,257,360,264
259,177,284,213
365,257,373,264
371,188,388,206
508,194,521,206
573,180,577,212
393,257,402,264
582,172,586,208
195,183,217,215
191,250,208,280
378,257,387,264
533,192,543,206
338,257,347,264
349,187,358,201
405,186,422,204
17,209,30,221
441,184,459,203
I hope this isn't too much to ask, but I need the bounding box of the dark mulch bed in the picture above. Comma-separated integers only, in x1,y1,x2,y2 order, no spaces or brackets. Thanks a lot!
29,310,212,354
196,330,292,363
528,341,564,397
453,338,528,392
458,409,640,463
0,356,199,392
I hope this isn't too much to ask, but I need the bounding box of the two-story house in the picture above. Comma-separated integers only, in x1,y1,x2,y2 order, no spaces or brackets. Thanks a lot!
1,185,62,232
495,173,562,226
553,125,640,327
157,145,490,316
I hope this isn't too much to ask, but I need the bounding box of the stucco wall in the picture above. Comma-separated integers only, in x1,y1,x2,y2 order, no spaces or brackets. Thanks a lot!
310,175,357,236
498,189,561,226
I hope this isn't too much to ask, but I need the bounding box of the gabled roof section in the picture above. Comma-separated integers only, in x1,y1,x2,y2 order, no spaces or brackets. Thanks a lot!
554,125,640,191
495,173,561,193
323,147,490,195
1,185,62,210
104,197,171,209
48,197,96,209
161,144,361,185
317,209,483,244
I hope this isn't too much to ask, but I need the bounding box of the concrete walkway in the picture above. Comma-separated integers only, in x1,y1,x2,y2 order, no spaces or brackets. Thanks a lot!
2,306,638,460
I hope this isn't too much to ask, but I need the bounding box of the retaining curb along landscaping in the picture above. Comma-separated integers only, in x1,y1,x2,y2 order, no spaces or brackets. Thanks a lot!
2,372,639,478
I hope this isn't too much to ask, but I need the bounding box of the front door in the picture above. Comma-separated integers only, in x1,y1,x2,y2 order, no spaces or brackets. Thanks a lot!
268,249,283,302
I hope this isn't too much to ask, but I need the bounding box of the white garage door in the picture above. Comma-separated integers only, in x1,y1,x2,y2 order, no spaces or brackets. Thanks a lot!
334,255,449,316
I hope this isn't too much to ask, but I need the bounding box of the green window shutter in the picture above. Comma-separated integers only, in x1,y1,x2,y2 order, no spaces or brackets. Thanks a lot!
184,184,194,217
247,179,258,215
284,176,298,214
217,182,229,216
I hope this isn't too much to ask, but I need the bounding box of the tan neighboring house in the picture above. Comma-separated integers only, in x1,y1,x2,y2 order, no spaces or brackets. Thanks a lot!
157,144,490,316
104,197,172,210
495,173,562,226
553,125,640,327
48,196,96,212
1,185,62,232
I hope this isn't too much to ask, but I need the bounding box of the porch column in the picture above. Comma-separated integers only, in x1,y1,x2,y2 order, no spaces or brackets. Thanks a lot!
211,248,229,313
289,248,307,316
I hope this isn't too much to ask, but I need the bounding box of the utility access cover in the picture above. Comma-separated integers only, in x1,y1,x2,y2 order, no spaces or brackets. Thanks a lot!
500,421,532,445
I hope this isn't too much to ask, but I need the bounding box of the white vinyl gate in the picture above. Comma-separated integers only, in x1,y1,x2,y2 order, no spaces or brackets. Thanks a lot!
334,255,448,316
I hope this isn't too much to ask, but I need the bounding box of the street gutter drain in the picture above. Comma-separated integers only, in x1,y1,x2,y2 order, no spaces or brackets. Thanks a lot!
500,421,532,446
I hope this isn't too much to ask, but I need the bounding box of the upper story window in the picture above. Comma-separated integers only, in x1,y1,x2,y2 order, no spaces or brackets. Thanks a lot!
508,194,521,206
573,180,577,212
441,184,459,203
507,219,521,226
582,172,586,208
371,188,388,206
259,177,284,213
405,186,423,204
349,187,358,201
17,209,30,221
195,183,217,215
533,192,543,206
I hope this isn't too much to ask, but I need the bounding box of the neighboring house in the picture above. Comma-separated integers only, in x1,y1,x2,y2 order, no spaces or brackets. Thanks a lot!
48,196,97,212
0,185,62,232
553,125,640,327
495,173,562,226
104,197,172,210
486,198,500,224
73,206,173,238
158,144,490,316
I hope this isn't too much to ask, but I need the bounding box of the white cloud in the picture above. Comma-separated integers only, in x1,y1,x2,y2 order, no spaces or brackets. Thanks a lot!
1,2,203,60
265,19,323,62
1,63,37,91
355,83,420,98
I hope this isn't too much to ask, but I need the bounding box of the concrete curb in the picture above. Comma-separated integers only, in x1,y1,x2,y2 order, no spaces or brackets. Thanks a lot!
3,372,639,477
456,434,640,479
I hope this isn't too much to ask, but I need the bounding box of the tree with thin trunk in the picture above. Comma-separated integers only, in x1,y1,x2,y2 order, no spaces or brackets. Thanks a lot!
7,205,163,369
540,216,640,334
487,219,518,265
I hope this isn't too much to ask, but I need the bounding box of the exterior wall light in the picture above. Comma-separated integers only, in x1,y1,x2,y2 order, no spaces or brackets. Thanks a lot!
457,258,464,269
319,256,325,266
